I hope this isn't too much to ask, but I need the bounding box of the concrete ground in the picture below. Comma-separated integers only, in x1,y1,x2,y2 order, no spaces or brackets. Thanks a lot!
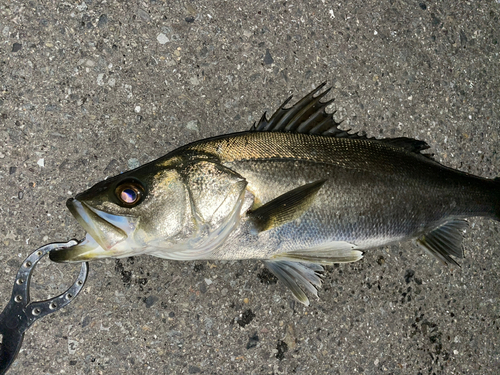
1,1,499,374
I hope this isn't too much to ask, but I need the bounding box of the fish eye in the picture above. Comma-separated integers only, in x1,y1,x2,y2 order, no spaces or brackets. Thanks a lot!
115,181,144,207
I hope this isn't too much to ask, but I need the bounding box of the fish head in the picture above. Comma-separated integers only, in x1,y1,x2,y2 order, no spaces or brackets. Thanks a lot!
50,163,190,263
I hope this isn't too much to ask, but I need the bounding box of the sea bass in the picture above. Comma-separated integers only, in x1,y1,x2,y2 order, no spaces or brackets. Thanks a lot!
50,83,500,305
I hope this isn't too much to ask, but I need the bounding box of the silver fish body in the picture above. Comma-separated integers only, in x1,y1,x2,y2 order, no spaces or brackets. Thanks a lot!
50,84,499,305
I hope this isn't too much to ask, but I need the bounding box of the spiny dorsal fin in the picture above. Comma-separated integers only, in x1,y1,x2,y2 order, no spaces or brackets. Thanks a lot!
250,83,433,157
251,83,360,138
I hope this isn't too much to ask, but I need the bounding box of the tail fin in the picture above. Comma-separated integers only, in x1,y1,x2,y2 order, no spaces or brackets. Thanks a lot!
494,177,500,221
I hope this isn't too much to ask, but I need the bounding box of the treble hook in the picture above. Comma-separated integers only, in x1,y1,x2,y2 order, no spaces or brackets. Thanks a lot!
0,240,89,374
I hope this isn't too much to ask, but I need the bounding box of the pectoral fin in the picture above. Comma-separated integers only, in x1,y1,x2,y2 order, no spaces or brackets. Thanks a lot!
248,180,326,233
415,219,468,266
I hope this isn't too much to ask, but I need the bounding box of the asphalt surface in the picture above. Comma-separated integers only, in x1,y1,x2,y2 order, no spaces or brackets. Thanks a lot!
1,1,499,374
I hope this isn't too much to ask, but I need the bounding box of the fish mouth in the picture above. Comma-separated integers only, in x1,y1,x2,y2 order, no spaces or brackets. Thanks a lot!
50,198,137,263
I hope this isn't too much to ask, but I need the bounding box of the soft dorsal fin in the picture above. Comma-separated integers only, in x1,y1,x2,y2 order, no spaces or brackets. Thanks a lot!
378,137,431,155
250,83,433,157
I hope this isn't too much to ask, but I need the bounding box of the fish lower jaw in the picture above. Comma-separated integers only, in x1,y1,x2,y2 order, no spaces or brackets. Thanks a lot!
49,233,144,262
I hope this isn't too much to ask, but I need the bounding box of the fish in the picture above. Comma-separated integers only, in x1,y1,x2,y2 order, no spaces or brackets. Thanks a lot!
49,83,500,305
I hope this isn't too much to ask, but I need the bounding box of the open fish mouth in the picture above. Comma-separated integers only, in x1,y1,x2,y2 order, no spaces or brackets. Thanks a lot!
50,199,137,263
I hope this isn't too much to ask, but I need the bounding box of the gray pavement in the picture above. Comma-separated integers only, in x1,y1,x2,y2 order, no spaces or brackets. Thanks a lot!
1,1,499,374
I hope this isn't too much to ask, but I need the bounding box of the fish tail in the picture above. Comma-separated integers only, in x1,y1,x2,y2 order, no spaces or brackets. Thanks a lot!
494,177,500,221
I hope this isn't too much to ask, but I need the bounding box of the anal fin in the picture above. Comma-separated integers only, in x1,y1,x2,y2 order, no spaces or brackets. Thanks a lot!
415,219,468,266
264,242,364,305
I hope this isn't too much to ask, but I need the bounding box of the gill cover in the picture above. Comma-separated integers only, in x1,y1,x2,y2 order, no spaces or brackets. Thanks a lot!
51,158,250,263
